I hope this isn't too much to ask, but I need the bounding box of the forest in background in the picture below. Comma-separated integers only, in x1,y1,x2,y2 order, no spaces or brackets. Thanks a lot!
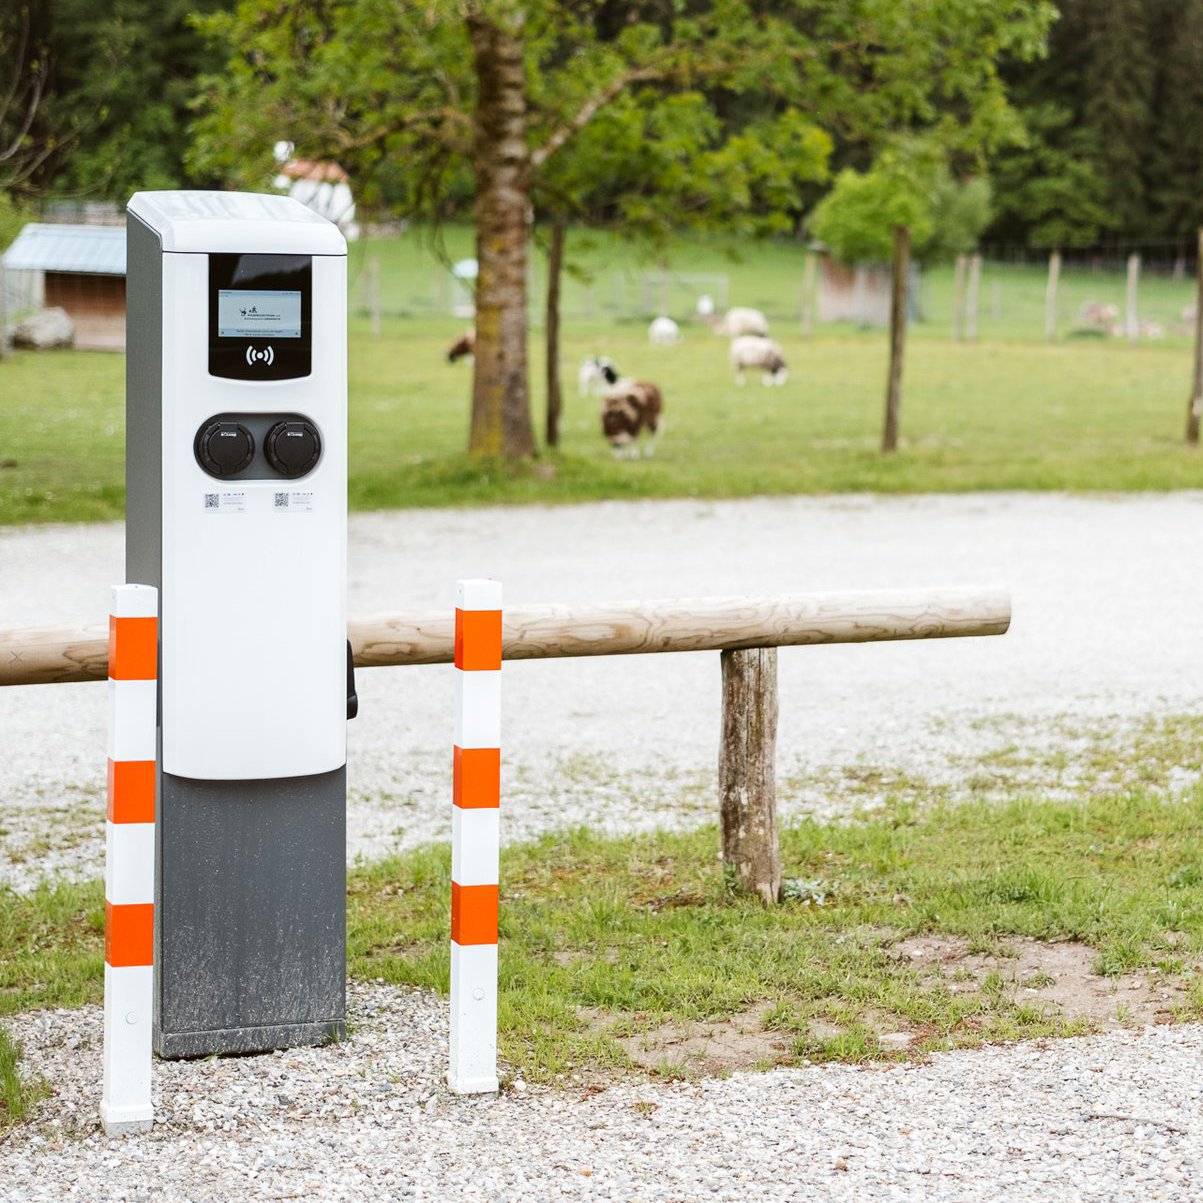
4,0,1203,252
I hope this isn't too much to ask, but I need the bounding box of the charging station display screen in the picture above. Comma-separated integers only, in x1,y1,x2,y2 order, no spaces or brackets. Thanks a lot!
217,290,302,339
209,253,312,380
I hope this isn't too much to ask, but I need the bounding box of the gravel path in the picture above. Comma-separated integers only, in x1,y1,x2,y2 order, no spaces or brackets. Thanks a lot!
5,986,1201,1201
4,492,1203,888
5,494,1203,1197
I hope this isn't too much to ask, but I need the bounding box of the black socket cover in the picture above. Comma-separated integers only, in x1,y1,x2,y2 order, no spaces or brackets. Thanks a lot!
265,420,321,478
196,421,255,478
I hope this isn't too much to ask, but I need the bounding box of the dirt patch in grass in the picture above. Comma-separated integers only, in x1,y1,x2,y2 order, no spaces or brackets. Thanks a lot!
609,1003,791,1077
893,935,1189,1027
579,936,1199,1080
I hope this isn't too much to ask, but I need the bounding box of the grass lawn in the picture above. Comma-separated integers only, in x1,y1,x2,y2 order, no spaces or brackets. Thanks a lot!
1,322,1201,525
3,786,1202,1103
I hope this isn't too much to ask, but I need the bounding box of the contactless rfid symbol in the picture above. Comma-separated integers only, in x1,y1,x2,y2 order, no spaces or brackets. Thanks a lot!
245,345,275,366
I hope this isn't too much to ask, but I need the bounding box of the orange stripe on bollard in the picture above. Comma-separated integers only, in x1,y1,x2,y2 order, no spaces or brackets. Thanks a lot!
108,616,158,681
107,759,156,824
453,746,500,809
105,901,154,968
450,882,498,946
454,609,502,672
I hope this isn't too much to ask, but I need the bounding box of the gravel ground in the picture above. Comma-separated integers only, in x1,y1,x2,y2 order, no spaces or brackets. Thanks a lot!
5,494,1203,1198
4,985,1202,1201
4,492,1203,888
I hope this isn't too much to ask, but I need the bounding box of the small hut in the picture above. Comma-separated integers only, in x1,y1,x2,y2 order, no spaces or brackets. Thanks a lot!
3,223,126,350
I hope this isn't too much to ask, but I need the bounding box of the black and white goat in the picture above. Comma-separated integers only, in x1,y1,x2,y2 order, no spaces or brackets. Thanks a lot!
599,363,663,458
578,355,616,397
730,335,787,386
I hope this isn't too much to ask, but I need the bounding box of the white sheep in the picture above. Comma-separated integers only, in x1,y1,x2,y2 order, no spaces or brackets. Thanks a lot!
715,307,770,338
730,335,787,386
648,316,680,346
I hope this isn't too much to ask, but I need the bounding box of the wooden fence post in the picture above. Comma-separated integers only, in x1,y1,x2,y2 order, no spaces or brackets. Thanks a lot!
952,254,967,341
966,253,982,342
369,254,381,341
800,253,816,336
1188,229,1203,446
719,647,780,904
1126,253,1141,343
1045,250,1061,343
882,225,909,453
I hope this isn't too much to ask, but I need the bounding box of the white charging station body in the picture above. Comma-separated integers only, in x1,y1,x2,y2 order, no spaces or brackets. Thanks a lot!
126,191,350,1058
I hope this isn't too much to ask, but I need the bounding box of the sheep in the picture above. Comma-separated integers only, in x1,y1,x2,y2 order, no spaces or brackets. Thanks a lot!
446,329,475,362
578,355,615,397
648,316,680,346
729,335,787,386
714,306,770,338
600,364,663,458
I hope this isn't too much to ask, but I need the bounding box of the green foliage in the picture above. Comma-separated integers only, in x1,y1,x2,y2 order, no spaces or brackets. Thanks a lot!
811,165,931,264
811,143,991,263
0,192,37,250
6,0,234,200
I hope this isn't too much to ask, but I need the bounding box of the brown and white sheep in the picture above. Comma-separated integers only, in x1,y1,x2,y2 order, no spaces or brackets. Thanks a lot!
600,364,663,458
729,335,787,386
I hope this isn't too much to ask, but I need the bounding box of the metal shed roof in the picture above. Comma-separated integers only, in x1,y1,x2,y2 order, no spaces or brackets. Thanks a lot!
2,223,126,275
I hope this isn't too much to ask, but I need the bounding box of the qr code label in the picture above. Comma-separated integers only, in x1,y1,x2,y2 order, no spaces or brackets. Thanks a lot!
274,492,289,509
202,491,246,513
204,493,219,510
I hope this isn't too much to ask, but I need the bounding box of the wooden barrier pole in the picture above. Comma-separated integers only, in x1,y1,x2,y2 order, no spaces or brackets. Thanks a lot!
0,587,1012,688
719,647,780,904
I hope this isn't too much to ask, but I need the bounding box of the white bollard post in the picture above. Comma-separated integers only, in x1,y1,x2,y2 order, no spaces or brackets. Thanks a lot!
101,584,158,1136
448,578,501,1095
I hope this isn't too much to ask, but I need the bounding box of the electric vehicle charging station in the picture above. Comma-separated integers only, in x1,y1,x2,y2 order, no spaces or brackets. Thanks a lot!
125,191,350,1058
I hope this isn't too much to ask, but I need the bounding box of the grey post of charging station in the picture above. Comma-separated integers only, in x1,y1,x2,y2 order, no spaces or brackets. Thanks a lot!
126,191,351,1058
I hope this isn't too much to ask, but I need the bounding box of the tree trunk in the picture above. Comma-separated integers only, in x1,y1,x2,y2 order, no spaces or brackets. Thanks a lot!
719,648,780,904
545,218,565,448
1188,228,1203,446
882,225,909,454
466,9,535,460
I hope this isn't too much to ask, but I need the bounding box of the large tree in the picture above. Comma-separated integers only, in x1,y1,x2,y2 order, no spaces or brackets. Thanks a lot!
191,0,1054,459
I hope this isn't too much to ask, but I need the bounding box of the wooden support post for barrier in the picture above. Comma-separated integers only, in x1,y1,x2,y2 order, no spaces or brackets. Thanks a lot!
719,647,780,904
101,584,157,1136
449,578,502,1096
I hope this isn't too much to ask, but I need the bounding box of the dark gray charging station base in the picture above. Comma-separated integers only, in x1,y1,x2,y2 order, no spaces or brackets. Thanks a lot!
153,767,346,1060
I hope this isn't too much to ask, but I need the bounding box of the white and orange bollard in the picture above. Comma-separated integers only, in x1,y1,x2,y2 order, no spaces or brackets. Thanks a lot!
449,578,502,1094
101,584,157,1135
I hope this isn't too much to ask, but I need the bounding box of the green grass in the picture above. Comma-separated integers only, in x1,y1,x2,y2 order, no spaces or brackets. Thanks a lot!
2,323,1202,525
0,1026,45,1129
2,222,1202,524
4,789,1201,1087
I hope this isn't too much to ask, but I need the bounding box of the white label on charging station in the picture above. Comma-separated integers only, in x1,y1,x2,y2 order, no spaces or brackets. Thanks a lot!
202,491,247,513
272,491,314,513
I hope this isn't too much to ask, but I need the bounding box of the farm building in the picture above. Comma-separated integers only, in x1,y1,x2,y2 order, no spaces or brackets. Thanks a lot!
3,223,126,351
816,251,922,326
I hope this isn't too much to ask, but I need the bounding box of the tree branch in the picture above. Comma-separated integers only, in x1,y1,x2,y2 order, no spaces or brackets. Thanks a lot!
529,63,666,171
